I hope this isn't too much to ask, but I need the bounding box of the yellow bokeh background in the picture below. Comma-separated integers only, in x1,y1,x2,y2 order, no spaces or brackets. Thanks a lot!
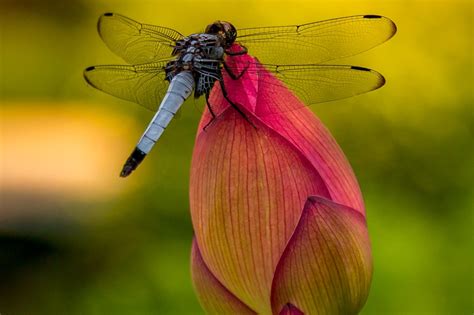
1,0,472,314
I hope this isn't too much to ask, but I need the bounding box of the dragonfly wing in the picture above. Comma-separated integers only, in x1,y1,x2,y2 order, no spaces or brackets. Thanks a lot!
97,13,183,64
261,64,385,105
236,15,396,65
84,62,170,111
222,62,385,115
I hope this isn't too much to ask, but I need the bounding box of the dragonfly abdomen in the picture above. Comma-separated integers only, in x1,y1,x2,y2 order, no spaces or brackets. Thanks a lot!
120,71,195,177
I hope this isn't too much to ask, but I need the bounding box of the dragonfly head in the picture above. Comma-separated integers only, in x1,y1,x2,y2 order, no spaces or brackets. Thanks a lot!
205,21,237,47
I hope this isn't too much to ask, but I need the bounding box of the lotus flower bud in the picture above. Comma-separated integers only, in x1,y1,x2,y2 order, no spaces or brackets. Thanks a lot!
190,46,372,314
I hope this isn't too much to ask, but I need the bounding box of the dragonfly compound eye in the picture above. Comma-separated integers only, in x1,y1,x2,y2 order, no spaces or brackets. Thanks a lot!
205,21,237,47
222,22,237,46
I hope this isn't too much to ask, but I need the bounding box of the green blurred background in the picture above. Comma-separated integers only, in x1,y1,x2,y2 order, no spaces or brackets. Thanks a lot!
0,0,472,314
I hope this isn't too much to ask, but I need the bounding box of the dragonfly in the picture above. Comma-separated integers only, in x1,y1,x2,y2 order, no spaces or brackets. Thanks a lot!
84,13,396,177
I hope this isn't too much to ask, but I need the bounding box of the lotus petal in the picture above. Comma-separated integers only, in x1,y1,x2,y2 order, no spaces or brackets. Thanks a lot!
191,239,257,315
199,49,365,215
271,196,372,315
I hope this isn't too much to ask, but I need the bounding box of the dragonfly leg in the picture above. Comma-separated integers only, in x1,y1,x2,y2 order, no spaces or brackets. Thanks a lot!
219,80,256,129
203,93,217,131
225,45,248,56
223,61,250,80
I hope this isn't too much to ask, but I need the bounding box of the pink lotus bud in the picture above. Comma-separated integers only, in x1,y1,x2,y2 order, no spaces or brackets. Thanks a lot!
190,49,372,314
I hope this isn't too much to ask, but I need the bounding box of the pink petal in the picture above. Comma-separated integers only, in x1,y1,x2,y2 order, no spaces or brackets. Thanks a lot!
198,52,365,215
279,303,305,315
191,239,257,315
254,65,366,215
190,109,330,313
271,196,372,314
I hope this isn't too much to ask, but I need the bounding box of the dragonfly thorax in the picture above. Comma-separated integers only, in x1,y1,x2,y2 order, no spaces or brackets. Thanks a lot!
166,33,225,97
172,33,225,58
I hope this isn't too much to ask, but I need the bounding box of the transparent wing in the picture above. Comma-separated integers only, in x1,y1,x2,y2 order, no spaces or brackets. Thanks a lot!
236,15,397,65
84,62,169,111
260,63,385,105
220,62,385,115
97,13,183,64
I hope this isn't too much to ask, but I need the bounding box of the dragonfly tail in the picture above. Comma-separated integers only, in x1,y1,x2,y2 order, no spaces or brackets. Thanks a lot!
120,71,195,177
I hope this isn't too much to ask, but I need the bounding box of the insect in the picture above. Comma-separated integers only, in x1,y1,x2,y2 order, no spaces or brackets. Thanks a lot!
84,13,396,177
